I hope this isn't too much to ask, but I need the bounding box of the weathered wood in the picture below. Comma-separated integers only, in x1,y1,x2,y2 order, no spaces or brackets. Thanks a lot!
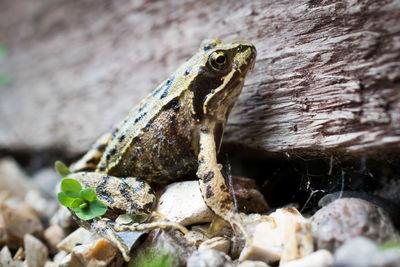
0,0,399,156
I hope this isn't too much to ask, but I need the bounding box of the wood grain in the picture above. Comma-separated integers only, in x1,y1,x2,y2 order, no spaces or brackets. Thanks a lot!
0,0,399,157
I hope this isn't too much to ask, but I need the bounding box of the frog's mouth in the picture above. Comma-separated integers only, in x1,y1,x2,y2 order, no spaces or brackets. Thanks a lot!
204,77,244,117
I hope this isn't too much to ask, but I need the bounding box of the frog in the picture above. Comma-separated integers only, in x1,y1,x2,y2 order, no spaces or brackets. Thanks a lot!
66,38,257,261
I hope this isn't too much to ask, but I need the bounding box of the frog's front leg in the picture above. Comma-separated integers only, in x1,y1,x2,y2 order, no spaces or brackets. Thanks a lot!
197,125,247,236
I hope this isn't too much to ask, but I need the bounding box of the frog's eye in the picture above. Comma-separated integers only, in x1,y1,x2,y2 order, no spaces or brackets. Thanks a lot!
208,51,229,71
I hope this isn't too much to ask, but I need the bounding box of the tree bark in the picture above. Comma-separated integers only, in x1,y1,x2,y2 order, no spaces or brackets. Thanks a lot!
0,0,399,157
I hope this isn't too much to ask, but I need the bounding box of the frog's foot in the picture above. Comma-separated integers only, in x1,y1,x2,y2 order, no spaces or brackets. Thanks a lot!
227,213,252,243
111,220,189,235
93,219,135,262
205,217,229,237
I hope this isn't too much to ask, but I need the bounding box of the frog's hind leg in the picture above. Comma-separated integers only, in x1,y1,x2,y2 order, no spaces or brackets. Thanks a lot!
70,132,113,172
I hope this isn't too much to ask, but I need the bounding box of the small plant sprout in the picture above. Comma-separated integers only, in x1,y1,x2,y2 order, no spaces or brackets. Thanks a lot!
54,160,72,177
380,239,400,251
55,161,107,220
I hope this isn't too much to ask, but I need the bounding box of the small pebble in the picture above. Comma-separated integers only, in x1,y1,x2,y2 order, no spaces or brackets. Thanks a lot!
334,236,400,267
280,250,333,267
238,260,271,267
239,207,313,264
199,236,230,254
187,249,234,267
24,234,48,267
156,181,214,226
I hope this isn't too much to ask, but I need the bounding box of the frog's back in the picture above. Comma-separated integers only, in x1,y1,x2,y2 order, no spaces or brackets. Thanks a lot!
97,50,205,182
99,87,199,183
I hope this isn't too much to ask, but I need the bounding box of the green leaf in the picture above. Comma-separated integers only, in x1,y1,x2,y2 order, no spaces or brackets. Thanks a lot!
89,200,108,216
55,161,71,177
80,188,97,202
61,178,82,198
72,199,107,220
72,206,95,220
79,203,88,209
57,192,75,207
70,198,84,208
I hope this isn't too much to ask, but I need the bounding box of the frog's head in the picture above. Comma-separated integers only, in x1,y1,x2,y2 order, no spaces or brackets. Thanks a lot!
184,38,256,122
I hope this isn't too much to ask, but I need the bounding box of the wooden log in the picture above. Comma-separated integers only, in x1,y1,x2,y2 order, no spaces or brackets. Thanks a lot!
0,0,399,157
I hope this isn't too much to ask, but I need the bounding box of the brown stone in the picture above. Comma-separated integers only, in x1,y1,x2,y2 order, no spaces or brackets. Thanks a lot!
72,238,120,267
43,224,66,253
0,204,43,249
232,176,270,213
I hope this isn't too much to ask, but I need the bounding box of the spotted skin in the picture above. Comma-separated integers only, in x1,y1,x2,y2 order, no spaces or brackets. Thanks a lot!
67,38,256,261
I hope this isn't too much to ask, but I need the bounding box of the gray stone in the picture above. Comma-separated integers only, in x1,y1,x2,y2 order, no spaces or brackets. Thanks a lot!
0,246,23,267
58,253,84,267
24,234,48,267
24,189,58,219
132,229,197,267
311,198,399,251
31,167,60,197
187,249,234,267
184,229,208,247
44,261,59,267
334,236,400,267
53,251,68,265
238,261,270,267
280,250,333,267
0,158,31,200
49,206,74,229
0,246,12,264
